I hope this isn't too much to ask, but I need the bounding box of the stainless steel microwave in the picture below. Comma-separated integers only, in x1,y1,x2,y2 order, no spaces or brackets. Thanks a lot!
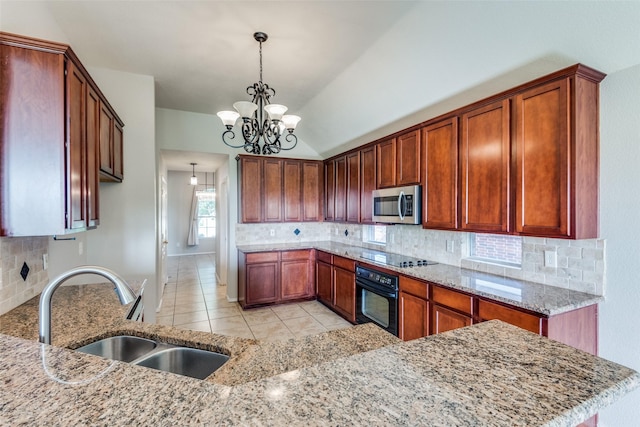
372,185,421,225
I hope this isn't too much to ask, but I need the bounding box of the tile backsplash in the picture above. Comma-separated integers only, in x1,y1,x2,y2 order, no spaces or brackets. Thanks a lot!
0,237,49,315
236,222,605,296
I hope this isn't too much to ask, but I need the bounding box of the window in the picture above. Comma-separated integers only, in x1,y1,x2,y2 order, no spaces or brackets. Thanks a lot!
363,225,387,245
196,188,216,238
469,233,522,267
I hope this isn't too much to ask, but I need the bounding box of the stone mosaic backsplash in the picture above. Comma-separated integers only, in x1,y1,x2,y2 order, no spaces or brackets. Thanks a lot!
0,237,49,315
236,222,605,296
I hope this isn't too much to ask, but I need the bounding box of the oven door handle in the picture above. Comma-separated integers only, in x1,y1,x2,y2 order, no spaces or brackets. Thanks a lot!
357,280,398,299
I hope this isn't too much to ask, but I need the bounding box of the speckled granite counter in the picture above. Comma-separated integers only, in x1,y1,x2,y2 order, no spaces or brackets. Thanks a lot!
1,320,638,426
237,241,603,316
0,284,397,386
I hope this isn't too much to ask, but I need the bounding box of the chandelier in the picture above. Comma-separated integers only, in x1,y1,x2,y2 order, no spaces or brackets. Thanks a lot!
217,32,301,155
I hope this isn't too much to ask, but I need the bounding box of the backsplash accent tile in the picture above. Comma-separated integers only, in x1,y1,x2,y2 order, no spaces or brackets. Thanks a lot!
236,222,605,296
0,237,49,315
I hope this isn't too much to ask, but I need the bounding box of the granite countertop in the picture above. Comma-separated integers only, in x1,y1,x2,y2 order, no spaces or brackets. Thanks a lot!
0,284,397,387
1,320,638,425
237,241,603,316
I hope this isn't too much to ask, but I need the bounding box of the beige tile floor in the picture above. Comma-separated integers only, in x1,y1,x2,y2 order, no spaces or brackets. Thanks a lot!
156,254,353,341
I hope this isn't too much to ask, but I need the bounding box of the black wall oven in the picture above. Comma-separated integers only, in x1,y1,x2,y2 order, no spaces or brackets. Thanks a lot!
355,265,399,336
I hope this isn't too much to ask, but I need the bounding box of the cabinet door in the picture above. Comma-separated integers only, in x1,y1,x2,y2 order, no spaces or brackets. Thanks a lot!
263,158,283,222
99,103,114,176
86,85,101,228
324,160,335,221
460,100,510,233
66,59,87,230
302,161,323,222
333,266,356,322
360,146,376,223
334,156,347,222
431,304,472,335
422,118,458,229
346,151,360,223
239,157,263,223
281,259,311,300
246,262,279,305
113,121,124,180
396,130,421,186
515,79,569,237
399,291,428,341
316,260,333,304
281,250,312,300
477,299,542,334
283,160,302,222
376,138,397,188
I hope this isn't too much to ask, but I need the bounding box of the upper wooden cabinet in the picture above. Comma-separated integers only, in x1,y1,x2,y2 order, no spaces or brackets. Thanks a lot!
460,100,510,233
359,146,376,224
396,129,421,186
302,161,323,222
376,138,397,188
324,160,335,221
0,32,123,236
263,158,284,222
238,156,263,223
376,131,421,189
99,101,124,182
334,156,347,222
514,74,601,239
346,151,361,223
237,155,323,224
422,118,458,230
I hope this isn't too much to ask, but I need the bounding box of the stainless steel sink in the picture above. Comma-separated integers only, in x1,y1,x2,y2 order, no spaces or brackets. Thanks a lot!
134,347,229,380
74,335,229,380
76,335,157,363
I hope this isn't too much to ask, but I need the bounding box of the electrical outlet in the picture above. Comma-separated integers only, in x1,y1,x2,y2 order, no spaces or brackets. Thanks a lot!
544,250,557,267
43,254,48,270
269,229,275,237
446,240,455,253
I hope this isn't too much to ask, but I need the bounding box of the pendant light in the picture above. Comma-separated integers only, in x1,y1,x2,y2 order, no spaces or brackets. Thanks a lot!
190,163,198,185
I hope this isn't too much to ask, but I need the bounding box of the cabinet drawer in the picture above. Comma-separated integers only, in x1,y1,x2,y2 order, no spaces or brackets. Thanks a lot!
317,251,333,264
281,249,310,261
478,300,542,334
431,286,473,315
399,276,428,299
246,252,279,263
333,255,355,271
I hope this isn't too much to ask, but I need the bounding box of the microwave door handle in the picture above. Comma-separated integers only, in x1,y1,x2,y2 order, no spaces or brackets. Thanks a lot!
398,191,406,220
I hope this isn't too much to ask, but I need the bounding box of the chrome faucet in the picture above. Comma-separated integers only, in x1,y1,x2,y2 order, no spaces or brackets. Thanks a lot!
39,266,136,344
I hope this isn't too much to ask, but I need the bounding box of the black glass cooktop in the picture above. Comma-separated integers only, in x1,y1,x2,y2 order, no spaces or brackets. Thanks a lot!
359,250,437,269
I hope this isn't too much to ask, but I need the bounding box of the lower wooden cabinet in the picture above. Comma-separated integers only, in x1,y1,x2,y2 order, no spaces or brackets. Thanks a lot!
333,265,356,322
397,274,597,356
432,304,472,335
239,249,314,309
399,291,428,341
315,251,356,323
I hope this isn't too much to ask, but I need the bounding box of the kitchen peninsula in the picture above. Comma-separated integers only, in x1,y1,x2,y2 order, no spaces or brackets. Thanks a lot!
0,282,638,425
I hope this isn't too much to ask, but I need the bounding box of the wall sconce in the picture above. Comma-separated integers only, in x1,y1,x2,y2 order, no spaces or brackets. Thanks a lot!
190,163,198,185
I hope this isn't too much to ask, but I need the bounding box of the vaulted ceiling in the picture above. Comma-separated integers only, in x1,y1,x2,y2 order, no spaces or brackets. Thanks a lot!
2,1,639,160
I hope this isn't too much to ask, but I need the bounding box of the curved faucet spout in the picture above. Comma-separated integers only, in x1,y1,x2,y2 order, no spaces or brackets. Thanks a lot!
38,266,136,345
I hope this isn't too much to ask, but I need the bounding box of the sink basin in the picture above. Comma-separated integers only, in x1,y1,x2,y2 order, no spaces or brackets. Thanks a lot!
76,335,157,363
134,347,229,380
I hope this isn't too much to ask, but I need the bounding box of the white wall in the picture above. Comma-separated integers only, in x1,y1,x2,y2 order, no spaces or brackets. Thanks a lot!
167,171,215,256
85,67,157,323
597,64,640,427
215,159,230,286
